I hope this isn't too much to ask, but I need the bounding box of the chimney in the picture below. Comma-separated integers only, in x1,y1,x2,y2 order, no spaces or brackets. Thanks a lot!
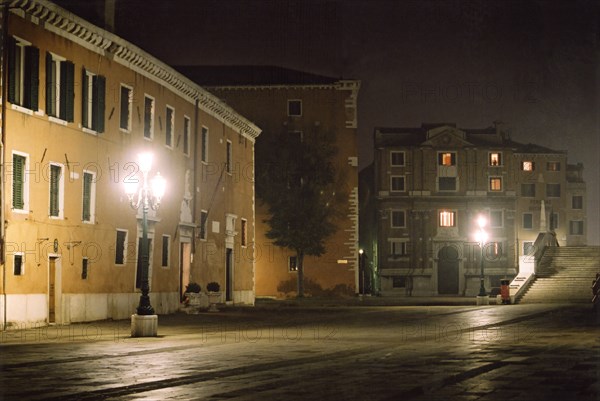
104,0,116,33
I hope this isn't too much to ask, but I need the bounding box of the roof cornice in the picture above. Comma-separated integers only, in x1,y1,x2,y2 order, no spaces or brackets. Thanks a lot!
11,0,261,142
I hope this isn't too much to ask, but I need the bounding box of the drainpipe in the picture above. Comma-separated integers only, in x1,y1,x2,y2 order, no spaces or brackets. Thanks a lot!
191,98,199,260
1,3,9,330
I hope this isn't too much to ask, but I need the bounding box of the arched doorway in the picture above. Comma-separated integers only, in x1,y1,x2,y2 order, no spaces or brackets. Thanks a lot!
438,246,459,294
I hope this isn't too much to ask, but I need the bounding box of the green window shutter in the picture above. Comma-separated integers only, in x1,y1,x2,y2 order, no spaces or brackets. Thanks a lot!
24,46,39,111
12,154,25,209
45,52,54,115
59,60,73,121
49,165,60,217
119,86,129,129
93,75,106,133
7,37,16,104
82,172,92,221
81,68,88,127
115,231,126,264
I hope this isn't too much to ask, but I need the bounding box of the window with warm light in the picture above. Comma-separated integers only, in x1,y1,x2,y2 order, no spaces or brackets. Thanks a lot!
489,177,502,191
522,161,534,171
487,242,502,258
439,210,456,227
288,256,298,271
489,152,502,166
438,152,456,166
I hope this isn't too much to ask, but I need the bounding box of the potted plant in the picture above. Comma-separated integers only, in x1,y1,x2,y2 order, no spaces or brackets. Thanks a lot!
206,282,221,312
183,282,207,312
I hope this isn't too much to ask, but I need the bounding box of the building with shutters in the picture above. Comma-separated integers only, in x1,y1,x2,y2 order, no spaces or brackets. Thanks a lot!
0,0,260,327
177,66,361,298
364,123,587,296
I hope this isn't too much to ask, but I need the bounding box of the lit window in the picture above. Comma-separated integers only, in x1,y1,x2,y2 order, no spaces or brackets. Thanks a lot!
439,210,456,227
487,242,502,258
288,100,302,116
390,176,405,192
144,95,154,139
489,152,502,166
46,52,74,121
489,177,502,191
82,68,106,132
289,256,298,272
390,151,405,166
391,210,406,228
522,161,534,171
438,152,456,166
165,106,174,148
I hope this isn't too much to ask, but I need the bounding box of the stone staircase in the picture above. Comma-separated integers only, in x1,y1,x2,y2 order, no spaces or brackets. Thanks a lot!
518,246,600,304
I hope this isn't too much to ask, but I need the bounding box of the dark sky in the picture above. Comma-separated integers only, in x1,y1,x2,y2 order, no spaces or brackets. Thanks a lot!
59,0,599,244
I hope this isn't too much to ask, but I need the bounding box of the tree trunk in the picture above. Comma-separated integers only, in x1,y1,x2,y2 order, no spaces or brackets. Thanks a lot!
297,251,305,298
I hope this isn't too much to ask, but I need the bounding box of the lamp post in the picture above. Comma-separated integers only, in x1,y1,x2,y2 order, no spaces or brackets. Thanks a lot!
475,215,488,297
124,153,166,333
359,249,365,296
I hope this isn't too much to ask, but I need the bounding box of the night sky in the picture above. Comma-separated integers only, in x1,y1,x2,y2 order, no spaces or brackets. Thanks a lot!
60,0,599,244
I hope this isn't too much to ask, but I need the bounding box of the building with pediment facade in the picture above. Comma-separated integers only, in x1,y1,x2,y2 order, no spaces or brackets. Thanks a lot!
363,123,587,296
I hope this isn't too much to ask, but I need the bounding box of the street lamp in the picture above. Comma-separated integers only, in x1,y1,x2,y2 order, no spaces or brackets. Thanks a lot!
359,249,365,296
474,215,488,297
124,152,166,320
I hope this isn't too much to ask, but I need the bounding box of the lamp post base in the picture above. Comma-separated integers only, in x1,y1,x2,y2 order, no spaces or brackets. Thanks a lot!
131,314,158,337
476,295,490,306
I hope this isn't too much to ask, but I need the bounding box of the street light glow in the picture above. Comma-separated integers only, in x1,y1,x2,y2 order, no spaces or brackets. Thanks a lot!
138,152,153,174
477,215,487,229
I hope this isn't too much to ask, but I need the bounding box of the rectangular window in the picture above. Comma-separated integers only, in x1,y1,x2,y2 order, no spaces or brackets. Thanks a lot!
390,176,405,192
572,195,583,209
490,210,503,228
546,161,561,171
521,183,536,197
82,68,105,133
144,95,154,139
49,164,63,218
13,254,24,276
12,153,27,211
390,240,409,256
489,152,502,166
439,177,456,191
523,242,534,256
115,230,127,265
226,140,232,174
550,212,559,230
439,210,456,227
161,235,170,267
438,152,456,166
522,161,535,171
241,218,248,247
183,116,191,156
119,85,132,131
81,258,89,279
391,210,406,228
45,52,74,121
201,127,208,162
546,183,561,198
289,256,298,272
489,177,502,191
488,242,502,257
165,106,174,148
569,220,584,235
523,213,533,229
8,37,39,110
200,210,208,240
390,151,405,166
288,99,302,116
82,171,96,223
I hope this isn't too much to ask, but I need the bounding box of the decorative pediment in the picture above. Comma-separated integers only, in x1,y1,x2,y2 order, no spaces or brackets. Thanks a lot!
422,126,473,148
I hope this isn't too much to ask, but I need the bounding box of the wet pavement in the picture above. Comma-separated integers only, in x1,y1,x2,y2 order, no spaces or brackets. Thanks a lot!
0,301,598,400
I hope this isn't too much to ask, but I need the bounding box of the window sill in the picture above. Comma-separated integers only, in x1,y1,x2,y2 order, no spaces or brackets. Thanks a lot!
82,127,97,136
49,116,68,126
11,104,34,115
12,208,29,214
